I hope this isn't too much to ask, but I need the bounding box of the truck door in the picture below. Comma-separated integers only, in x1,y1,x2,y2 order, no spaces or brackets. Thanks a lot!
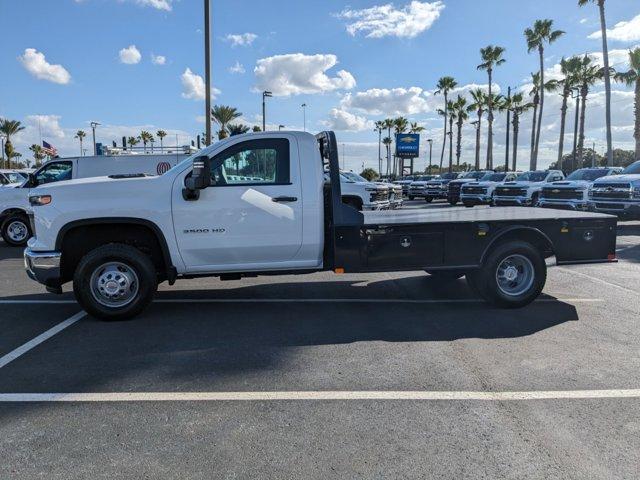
172,136,304,272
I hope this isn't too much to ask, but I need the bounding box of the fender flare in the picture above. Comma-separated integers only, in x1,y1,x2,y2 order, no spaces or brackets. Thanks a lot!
479,225,554,265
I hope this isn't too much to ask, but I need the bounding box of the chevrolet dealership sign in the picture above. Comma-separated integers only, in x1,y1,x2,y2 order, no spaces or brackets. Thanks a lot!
395,133,420,158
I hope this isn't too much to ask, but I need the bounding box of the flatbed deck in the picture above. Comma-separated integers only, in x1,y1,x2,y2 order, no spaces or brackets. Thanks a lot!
362,206,615,225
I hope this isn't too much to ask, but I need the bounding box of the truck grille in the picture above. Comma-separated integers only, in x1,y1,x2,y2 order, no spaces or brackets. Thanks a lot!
448,183,462,196
370,190,389,202
591,183,631,200
462,186,487,195
495,186,527,197
541,187,583,200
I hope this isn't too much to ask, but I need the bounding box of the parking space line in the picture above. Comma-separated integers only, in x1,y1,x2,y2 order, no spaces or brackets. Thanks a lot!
0,311,86,369
0,389,639,402
557,267,637,294
0,298,603,305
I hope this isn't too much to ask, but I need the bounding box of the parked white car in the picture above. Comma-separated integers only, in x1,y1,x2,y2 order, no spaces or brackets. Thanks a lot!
588,160,640,219
326,171,390,211
0,153,190,246
493,170,565,207
0,169,28,187
407,175,440,200
460,172,519,207
539,167,623,211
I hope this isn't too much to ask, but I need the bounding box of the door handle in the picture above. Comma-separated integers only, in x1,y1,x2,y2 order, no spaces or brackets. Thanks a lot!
272,196,298,203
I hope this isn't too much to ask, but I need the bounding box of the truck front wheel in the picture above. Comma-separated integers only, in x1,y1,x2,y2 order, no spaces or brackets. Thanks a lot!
73,244,158,321
1,214,32,247
467,241,546,308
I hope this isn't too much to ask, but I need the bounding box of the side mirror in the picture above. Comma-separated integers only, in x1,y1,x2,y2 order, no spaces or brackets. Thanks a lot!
26,173,37,188
183,156,211,200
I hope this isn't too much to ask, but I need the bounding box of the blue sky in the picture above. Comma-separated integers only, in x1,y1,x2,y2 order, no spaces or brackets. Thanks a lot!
1,0,639,171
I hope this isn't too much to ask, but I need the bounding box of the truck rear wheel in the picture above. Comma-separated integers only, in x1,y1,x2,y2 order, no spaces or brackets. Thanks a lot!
73,244,158,321
1,214,32,247
467,241,546,308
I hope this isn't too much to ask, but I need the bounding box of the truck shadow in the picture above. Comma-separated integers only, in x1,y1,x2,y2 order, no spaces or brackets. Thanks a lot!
0,243,23,260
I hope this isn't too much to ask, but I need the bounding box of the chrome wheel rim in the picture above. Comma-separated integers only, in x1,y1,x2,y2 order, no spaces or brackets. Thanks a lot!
7,220,28,242
495,254,534,297
90,262,139,308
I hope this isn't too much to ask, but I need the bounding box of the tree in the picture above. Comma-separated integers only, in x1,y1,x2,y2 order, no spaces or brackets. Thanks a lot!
434,77,458,171
382,136,392,175
525,19,565,167
29,144,46,166
477,46,506,169
360,168,379,181
127,136,140,150
444,100,456,172
409,122,425,134
382,118,395,175
228,124,251,136
374,120,385,175
139,131,153,153
156,130,167,151
579,0,613,165
528,72,559,169
211,105,242,140
452,96,468,169
392,117,409,175
614,48,640,160
576,55,606,166
75,130,87,156
467,89,488,170
509,93,534,171
0,118,25,169
252,125,262,132
556,56,583,167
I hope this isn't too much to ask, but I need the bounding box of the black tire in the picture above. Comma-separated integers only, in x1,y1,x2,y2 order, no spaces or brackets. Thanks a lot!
463,202,474,208
425,197,433,203
469,241,546,308
73,243,158,321
531,193,539,207
426,270,465,280
408,196,415,201
448,200,458,206
1,214,32,247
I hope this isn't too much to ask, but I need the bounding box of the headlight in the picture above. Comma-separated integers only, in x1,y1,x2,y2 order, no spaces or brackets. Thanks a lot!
588,187,594,198
365,187,379,192
29,195,52,206
633,186,640,199
574,185,587,191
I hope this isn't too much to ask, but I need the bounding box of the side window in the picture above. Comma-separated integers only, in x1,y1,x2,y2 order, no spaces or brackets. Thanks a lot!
211,138,290,186
35,162,73,185
0,174,7,185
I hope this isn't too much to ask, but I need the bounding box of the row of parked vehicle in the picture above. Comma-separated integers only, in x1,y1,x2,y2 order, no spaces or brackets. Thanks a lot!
394,161,640,219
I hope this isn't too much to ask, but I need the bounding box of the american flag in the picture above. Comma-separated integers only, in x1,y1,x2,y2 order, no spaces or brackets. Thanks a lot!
42,140,58,157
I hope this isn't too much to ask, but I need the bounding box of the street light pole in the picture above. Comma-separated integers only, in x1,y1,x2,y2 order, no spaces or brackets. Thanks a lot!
262,91,272,131
0,136,5,169
204,0,212,146
504,86,511,172
301,103,307,132
90,121,100,155
427,139,433,173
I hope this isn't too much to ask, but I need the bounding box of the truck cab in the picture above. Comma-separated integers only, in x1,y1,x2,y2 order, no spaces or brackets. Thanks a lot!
24,131,618,321
588,161,640,219
493,170,565,207
539,167,623,211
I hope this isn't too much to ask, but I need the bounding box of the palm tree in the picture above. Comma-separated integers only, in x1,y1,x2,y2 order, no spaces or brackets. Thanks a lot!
211,105,242,140
509,94,534,171
409,122,425,134
434,77,458,170
156,130,167,152
392,117,409,175
139,131,153,153
29,144,46,166
614,48,640,160
446,100,456,172
556,57,583,168
0,119,25,169
579,0,613,165
127,136,140,150
228,124,251,136
528,72,559,169
374,120,384,175
525,19,565,167
382,136,392,175
74,130,87,156
477,46,506,169
576,55,606,165
467,89,488,170
382,118,395,175
452,96,468,169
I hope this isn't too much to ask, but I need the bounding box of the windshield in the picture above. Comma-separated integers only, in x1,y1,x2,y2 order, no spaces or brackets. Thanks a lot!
566,169,610,181
441,173,457,180
485,173,506,182
342,172,368,182
462,171,490,180
517,171,548,182
622,161,640,175
4,172,26,183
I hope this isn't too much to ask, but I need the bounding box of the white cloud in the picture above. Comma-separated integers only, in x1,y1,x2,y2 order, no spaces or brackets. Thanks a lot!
336,1,445,39
579,18,588,25
150,53,166,65
180,68,220,100
119,45,141,64
18,48,71,85
254,53,356,96
225,33,258,47
228,61,245,74
588,13,640,42
340,87,431,116
25,115,65,139
326,108,373,132
134,0,172,11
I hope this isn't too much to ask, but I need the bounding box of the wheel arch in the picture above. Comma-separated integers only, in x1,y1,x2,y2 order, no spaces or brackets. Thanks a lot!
480,226,555,265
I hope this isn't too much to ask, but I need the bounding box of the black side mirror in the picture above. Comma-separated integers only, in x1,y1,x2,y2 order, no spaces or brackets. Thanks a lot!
183,156,212,201
26,173,37,188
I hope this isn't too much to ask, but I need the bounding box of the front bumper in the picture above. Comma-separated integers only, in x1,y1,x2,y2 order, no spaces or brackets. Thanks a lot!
408,188,425,197
538,199,589,211
363,201,391,211
589,200,640,219
425,189,446,199
24,248,62,288
493,195,533,206
461,194,492,205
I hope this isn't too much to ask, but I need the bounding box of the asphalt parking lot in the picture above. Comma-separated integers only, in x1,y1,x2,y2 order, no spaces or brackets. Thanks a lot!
1,200,639,479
